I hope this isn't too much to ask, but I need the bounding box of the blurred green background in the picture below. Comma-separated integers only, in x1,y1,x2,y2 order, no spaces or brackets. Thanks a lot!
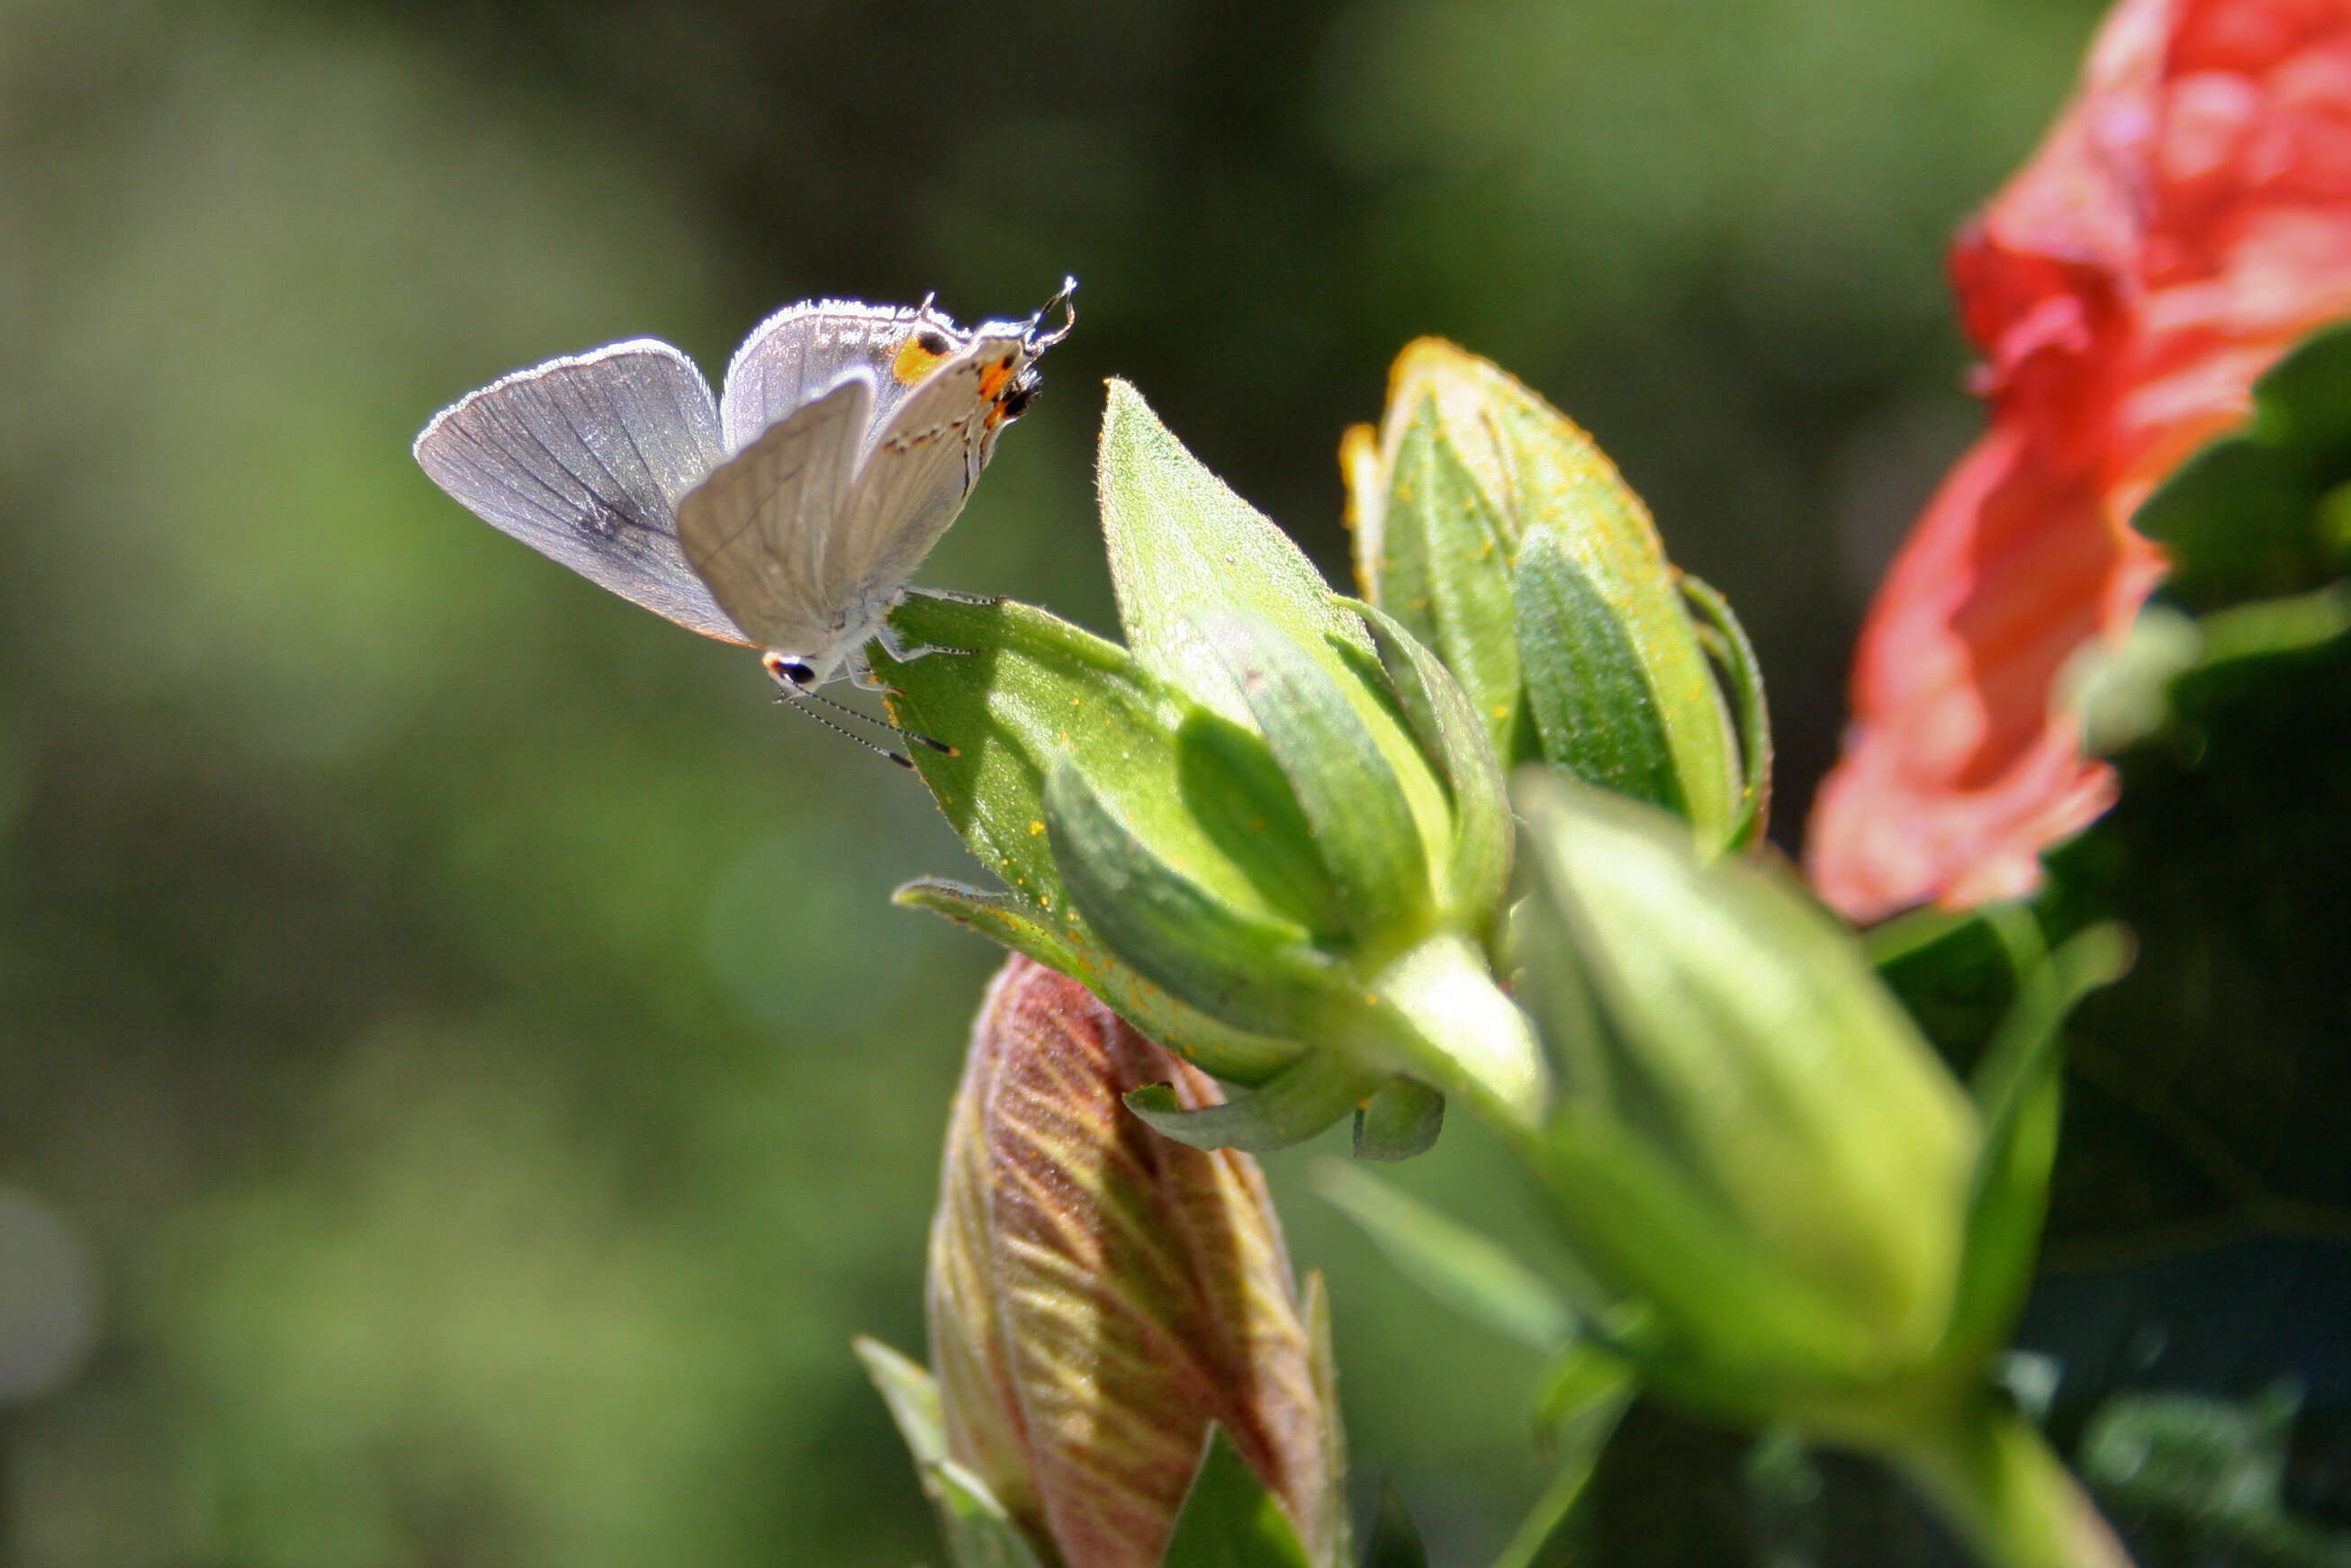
0,0,2116,1562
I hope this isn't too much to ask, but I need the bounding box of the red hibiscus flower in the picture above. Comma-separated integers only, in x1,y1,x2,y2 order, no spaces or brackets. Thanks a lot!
1807,0,2351,923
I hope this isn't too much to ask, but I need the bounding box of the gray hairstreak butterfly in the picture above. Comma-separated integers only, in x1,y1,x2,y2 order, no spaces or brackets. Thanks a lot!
413,279,1076,727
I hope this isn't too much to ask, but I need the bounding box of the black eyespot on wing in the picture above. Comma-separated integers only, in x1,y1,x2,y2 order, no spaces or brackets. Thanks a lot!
917,329,953,356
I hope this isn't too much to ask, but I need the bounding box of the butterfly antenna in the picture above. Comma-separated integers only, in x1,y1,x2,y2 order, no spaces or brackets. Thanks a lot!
1028,276,1077,352
776,685,957,763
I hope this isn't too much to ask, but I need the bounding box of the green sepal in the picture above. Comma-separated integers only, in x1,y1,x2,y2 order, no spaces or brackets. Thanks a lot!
1513,527,1688,821
1680,573,1772,852
1099,379,1373,723
852,1338,1049,1568
1352,1079,1446,1162
1177,707,1347,941
1124,1050,1388,1154
1162,1425,1315,1568
1047,759,1346,1044
1349,597,1513,933
1368,395,1525,760
1204,613,1431,941
893,883,1305,1092
1311,1157,1575,1353
893,879,1088,976
1939,914,2133,1361
1493,1347,1636,1568
1362,1484,1429,1568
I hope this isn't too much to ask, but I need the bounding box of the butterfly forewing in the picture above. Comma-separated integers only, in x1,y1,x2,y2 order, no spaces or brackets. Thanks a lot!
413,341,744,643
677,373,878,655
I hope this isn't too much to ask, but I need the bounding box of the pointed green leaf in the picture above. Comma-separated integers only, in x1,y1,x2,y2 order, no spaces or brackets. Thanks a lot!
1352,1079,1446,1162
1048,759,1345,1043
893,879,1089,977
1205,614,1430,940
1311,1157,1574,1352
854,1337,948,1469
1163,1425,1315,1568
1125,1050,1387,1154
1099,379,1372,722
1362,1484,1429,1568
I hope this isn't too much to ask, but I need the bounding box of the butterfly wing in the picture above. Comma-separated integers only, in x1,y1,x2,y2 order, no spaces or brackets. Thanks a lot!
718,302,923,455
677,372,877,655
413,340,744,643
825,335,1025,608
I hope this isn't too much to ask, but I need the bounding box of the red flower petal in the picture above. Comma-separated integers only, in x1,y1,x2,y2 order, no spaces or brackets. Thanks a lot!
1808,0,2351,922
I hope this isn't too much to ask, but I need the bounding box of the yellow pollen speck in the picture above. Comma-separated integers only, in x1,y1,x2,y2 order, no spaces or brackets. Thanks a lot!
1028,819,1046,835
1491,704,1511,719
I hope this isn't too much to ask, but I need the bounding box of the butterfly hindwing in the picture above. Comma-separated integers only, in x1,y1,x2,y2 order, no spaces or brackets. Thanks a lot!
413,340,743,643
677,372,878,655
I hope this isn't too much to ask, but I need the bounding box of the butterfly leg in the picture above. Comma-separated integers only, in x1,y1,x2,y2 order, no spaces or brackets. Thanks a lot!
871,622,977,668
901,585,1004,607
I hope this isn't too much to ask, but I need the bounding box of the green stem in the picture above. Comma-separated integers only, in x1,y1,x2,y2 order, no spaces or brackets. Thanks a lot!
1891,1399,2135,1568
1370,932,1550,1134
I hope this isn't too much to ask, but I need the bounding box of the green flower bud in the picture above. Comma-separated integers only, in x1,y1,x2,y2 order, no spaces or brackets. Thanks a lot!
1511,770,1984,1434
1344,340,1769,852
918,955,1344,1568
883,383,1543,1152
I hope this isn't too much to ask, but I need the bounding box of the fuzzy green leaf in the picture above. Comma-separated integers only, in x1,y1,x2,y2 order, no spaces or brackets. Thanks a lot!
1099,380,1372,723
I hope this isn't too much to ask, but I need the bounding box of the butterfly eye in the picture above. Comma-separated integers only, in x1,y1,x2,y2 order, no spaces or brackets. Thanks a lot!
763,652,819,689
